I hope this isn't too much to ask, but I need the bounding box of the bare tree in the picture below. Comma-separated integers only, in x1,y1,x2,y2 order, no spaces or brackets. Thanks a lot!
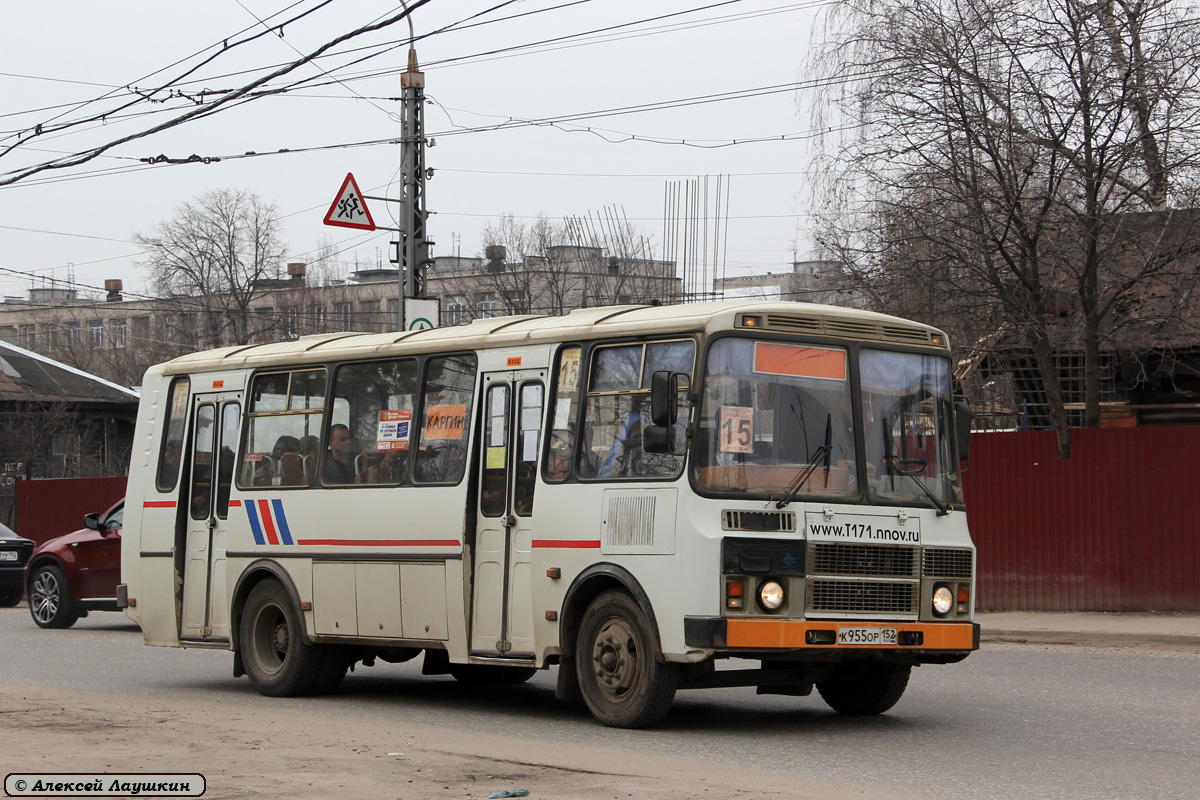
811,0,1200,457
136,188,286,348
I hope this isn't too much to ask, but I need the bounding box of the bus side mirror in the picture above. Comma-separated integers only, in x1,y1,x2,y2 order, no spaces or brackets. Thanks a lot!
645,371,689,455
955,400,972,469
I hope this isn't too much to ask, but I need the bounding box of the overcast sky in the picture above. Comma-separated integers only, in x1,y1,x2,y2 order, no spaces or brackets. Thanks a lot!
0,0,829,303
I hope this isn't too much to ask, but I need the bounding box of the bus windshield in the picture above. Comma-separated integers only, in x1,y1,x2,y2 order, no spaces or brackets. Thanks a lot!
693,337,858,499
860,348,962,507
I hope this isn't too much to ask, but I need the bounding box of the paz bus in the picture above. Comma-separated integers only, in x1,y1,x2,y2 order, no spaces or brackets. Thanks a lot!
119,300,977,728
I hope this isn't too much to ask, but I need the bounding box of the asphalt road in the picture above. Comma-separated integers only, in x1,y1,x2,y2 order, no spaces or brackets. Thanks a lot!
3,606,1198,800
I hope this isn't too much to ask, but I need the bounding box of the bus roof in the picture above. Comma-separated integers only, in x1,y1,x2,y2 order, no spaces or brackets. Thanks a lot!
154,300,949,375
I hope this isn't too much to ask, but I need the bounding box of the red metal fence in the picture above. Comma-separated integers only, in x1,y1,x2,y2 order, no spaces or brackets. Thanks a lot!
962,427,1200,612
15,477,127,546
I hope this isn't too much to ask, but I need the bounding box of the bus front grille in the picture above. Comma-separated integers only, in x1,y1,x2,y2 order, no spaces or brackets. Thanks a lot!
806,580,918,615
809,542,919,578
923,547,973,579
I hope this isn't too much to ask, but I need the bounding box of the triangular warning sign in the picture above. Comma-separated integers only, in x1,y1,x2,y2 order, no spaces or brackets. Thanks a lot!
323,172,376,231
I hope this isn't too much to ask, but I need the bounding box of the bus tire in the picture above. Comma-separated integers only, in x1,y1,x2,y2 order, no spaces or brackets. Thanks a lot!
240,580,323,696
816,660,911,715
576,590,677,728
28,564,79,629
448,664,537,686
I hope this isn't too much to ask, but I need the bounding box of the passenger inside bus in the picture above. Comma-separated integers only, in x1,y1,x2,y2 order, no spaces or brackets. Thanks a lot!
323,423,356,484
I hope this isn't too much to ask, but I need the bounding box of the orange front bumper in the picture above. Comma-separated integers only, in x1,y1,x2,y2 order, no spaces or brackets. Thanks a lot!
682,617,979,651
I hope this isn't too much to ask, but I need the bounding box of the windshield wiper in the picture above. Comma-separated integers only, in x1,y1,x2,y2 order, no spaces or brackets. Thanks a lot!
884,454,952,516
776,414,832,509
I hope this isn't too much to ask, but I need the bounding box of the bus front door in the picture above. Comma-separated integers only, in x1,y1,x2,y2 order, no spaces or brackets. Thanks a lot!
180,395,241,641
470,371,545,658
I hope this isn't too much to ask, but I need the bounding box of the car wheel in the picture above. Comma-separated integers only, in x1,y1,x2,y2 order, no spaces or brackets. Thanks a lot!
28,565,79,629
239,580,324,696
816,660,911,715
576,590,677,728
0,590,23,607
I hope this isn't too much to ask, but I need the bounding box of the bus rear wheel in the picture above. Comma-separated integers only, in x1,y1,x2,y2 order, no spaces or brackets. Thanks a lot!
816,660,911,715
576,590,677,728
240,580,324,696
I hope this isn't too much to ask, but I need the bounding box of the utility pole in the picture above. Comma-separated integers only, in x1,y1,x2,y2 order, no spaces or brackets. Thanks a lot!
395,32,429,333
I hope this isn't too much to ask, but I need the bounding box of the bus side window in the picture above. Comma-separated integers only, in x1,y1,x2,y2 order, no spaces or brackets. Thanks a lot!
237,370,325,490
156,377,190,492
414,354,477,484
330,358,418,486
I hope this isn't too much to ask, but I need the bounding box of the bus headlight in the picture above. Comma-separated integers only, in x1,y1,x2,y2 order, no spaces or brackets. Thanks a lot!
932,585,954,616
758,580,785,611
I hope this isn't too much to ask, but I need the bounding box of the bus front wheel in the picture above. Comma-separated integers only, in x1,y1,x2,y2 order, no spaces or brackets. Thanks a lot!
576,590,677,728
816,660,911,715
240,580,324,696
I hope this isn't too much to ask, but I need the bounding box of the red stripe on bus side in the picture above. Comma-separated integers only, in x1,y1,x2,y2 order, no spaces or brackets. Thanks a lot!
228,500,242,507
143,501,176,508
532,540,602,549
257,499,280,545
295,539,461,547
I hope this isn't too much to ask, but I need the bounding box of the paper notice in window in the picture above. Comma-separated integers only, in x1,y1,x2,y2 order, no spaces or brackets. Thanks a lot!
719,406,754,453
376,409,411,450
553,399,572,430
424,404,467,440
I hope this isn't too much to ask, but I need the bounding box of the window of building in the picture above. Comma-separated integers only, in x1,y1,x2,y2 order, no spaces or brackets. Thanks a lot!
131,317,150,346
359,299,381,331
238,369,327,489
18,325,36,349
88,320,104,348
503,290,529,315
475,292,497,319
111,319,126,348
281,308,300,340
66,322,81,344
445,295,468,326
386,298,400,328
335,302,353,332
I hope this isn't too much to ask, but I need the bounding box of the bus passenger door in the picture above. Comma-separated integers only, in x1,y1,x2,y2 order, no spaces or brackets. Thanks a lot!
470,371,544,658
180,395,241,641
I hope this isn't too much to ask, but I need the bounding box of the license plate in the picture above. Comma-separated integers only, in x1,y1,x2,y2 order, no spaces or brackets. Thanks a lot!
0,551,16,561
837,626,897,645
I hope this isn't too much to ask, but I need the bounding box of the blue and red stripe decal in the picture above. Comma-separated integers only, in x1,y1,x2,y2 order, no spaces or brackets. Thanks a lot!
242,498,457,548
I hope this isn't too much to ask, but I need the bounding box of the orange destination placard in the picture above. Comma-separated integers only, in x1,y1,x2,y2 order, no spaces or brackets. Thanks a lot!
423,404,467,440
753,342,846,380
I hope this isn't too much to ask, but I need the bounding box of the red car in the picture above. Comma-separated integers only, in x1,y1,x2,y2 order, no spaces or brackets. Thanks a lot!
25,499,123,629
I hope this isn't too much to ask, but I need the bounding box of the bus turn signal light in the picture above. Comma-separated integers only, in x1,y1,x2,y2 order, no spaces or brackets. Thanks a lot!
726,581,744,609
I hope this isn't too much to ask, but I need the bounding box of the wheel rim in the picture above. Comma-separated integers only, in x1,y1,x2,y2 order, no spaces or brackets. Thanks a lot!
30,571,60,624
250,602,289,676
589,615,642,703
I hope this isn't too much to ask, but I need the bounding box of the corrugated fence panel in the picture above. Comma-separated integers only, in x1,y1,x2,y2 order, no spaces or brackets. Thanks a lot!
963,427,1200,611
16,477,127,546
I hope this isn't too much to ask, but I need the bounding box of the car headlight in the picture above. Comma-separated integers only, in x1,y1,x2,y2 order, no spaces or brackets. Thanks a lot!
758,580,785,611
932,585,954,616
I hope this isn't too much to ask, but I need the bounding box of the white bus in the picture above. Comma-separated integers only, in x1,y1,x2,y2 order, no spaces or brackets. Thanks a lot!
120,300,977,728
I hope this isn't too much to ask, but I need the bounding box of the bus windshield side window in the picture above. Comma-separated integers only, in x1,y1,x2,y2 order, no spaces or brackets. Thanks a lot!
544,345,582,482
237,369,326,489
330,359,418,485
414,354,477,484
578,339,694,480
